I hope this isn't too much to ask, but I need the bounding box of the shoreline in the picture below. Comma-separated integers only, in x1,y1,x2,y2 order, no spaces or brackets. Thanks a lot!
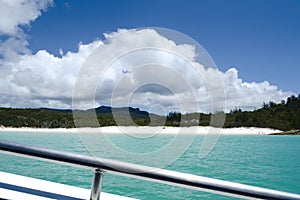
0,126,282,135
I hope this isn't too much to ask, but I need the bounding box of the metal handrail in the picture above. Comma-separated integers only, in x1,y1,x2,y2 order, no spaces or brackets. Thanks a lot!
1,140,300,200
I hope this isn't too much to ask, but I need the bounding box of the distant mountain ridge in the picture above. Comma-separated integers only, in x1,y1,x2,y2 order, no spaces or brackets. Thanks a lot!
89,106,150,118
40,106,151,118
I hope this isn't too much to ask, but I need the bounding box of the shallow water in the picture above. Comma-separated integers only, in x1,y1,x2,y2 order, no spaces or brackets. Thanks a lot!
1,131,299,199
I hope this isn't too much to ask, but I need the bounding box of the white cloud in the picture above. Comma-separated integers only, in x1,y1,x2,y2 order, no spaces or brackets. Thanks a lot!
0,37,30,61
0,27,294,113
0,40,101,108
0,0,53,62
221,68,290,111
59,48,63,57
0,0,53,36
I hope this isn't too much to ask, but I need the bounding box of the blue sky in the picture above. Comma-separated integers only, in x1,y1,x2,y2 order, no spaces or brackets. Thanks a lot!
27,0,300,93
0,0,299,111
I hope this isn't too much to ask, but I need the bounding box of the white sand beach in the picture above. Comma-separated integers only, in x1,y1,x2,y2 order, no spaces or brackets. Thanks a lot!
0,126,282,135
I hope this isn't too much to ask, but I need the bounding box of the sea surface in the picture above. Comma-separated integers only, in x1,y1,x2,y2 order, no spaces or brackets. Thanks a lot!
0,131,300,199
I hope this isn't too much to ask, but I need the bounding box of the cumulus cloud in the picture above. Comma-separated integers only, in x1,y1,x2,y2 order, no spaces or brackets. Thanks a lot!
0,0,53,36
0,26,293,113
0,37,30,60
0,41,101,108
0,0,53,62
220,68,290,111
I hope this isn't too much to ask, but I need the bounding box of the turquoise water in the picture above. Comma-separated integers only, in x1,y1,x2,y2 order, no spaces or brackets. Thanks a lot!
1,131,300,199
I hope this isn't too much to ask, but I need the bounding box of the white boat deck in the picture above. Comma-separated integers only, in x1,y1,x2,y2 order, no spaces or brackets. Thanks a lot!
0,171,137,200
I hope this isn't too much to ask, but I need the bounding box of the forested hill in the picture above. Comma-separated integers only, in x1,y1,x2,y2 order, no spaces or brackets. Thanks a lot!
0,106,150,128
224,94,300,131
0,95,299,131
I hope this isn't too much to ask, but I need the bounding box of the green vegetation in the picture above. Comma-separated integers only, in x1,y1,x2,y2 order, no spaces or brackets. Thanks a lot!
0,108,74,128
224,94,300,131
0,94,299,131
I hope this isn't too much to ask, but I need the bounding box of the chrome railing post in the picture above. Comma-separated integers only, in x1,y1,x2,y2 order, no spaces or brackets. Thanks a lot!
90,168,104,200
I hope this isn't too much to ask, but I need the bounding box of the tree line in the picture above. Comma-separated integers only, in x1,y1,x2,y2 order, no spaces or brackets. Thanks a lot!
0,94,299,131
